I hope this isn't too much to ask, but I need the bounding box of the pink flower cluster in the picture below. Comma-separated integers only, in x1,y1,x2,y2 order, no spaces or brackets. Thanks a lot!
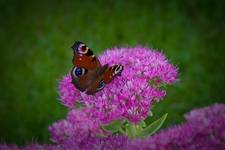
48,109,104,143
126,103,225,150
60,135,128,150
58,46,178,123
2,104,224,150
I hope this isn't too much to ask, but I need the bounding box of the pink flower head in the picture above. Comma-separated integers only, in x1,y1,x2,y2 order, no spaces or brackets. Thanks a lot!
58,46,178,123
185,103,225,124
126,103,225,150
48,109,104,143
2,104,224,149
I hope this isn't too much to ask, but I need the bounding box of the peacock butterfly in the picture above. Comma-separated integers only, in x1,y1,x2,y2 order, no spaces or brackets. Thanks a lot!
71,41,123,95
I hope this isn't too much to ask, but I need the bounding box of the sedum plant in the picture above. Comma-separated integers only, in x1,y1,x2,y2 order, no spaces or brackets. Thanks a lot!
49,46,178,143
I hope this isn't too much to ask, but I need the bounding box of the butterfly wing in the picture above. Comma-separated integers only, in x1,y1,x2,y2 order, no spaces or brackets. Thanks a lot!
71,67,97,92
71,41,102,91
85,64,123,95
72,41,101,69
84,64,109,94
103,65,123,84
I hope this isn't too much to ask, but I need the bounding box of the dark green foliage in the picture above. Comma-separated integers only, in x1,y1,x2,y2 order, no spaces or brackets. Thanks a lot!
0,0,224,146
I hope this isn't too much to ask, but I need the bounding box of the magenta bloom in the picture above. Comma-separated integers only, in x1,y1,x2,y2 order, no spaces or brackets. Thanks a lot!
126,103,225,150
185,103,225,124
58,46,178,123
1,104,224,149
48,109,104,143
60,135,128,150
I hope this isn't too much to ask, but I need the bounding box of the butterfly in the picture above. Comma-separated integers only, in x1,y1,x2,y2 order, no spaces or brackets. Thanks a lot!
71,41,123,95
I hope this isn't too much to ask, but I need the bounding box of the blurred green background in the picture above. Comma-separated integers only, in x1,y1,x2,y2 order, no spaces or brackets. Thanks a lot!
0,0,225,146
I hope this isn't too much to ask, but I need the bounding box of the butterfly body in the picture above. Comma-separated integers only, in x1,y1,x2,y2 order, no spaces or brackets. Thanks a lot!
71,41,123,95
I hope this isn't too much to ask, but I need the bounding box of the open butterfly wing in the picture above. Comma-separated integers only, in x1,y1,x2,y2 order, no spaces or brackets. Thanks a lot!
103,65,123,84
85,64,109,95
71,41,102,91
72,41,101,69
71,68,97,92
86,64,123,95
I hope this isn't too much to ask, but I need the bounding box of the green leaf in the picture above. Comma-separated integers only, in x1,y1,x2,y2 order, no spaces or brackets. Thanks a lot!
119,128,126,134
75,101,85,109
96,133,108,138
125,122,137,138
139,120,146,128
102,120,123,133
137,113,168,138
135,120,147,134
148,110,153,117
